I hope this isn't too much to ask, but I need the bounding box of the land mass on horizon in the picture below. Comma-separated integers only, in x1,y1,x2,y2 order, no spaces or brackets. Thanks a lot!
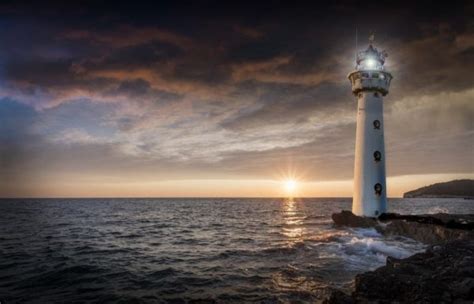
403,179,474,199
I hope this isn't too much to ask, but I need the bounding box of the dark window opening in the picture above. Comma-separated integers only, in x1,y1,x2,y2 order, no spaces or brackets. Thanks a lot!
374,183,383,196
374,151,382,162
373,120,381,129
361,73,369,78
375,210,379,216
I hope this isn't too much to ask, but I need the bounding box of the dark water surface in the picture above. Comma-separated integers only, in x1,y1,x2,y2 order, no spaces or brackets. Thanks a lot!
1,198,473,303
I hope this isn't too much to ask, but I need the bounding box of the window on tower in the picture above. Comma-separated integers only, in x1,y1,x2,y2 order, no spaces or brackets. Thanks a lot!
374,183,383,196
374,151,382,162
373,120,381,129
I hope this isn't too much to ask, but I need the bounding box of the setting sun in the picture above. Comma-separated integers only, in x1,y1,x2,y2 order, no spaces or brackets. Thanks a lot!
284,179,297,195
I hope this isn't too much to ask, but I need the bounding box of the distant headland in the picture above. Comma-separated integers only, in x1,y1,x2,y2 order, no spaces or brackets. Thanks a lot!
403,179,474,199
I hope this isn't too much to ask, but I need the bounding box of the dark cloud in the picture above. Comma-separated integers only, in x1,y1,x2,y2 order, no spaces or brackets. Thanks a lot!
110,79,182,101
0,1,473,196
221,82,351,131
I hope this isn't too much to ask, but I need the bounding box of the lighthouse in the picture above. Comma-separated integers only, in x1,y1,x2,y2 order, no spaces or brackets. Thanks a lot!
348,37,392,217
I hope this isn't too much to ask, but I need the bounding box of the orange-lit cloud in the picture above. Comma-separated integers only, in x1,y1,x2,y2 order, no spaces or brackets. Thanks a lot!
0,2,473,197
61,25,194,49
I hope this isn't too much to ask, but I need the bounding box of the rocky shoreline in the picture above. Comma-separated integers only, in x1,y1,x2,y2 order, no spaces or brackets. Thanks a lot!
324,211,474,303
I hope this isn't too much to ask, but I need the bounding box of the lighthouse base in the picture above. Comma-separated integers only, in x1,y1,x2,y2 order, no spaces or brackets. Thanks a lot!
352,198,387,218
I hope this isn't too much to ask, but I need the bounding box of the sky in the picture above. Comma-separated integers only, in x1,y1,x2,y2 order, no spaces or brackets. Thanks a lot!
0,1,473,198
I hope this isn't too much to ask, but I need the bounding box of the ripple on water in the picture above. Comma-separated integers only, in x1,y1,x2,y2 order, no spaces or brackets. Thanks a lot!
0,197,466,303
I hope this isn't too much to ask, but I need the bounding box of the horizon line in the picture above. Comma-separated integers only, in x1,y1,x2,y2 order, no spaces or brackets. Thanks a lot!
0,196,409,200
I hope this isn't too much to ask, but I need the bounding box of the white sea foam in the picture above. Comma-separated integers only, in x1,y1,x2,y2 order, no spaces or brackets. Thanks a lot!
333,226,423,271
351,227,382,238
348,237,412,259
427,206,449,214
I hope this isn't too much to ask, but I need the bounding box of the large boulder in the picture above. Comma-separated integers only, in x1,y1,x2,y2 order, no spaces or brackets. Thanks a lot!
331,210,378,228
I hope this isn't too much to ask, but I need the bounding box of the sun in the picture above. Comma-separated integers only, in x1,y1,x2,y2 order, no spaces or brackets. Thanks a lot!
284,179,297,194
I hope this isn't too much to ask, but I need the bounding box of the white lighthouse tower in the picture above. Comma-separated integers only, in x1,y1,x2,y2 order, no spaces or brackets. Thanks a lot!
348,36,392,217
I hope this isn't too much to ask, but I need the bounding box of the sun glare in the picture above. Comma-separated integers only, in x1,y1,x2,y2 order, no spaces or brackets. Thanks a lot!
284,179,297,195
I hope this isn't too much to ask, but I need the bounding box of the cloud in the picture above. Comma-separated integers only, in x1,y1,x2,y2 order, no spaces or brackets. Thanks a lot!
220,81,352,131
1,3,473,197
60,25,194,50
384,88,474,176
50,128,105,145
230,54,343,86
387,26,474,97
233,25,264,39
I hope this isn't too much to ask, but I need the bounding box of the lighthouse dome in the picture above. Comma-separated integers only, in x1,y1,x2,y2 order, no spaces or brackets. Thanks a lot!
348,42,393,96
356,44,387,71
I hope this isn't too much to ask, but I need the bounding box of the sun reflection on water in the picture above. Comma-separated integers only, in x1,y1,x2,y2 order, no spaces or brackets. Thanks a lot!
282,198,305,241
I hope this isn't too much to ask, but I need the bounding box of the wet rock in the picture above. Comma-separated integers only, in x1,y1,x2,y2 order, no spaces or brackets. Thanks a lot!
322,289,354,304
325,241,474,303
331,210,474,244
328,211,474,303
382,219,473,244
379,213,474,230
331,211,377,228
351,240,474,303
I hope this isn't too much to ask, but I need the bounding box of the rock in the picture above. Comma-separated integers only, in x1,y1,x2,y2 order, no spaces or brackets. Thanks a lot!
382,219,473,244
328,211,474,302
355,240,474,303
379,213,474,230
322,289,354,304
326,240,474,303
331,211,474,244
331,210,378,228
378,212,474,244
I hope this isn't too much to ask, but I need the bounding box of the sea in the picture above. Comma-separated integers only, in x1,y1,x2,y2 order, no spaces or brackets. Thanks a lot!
1,198,473,303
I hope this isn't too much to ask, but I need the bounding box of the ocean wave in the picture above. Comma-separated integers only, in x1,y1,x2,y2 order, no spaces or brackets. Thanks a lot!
348,237,412,259
306,231,350,243
16,264,108,290
261,242,309,255
1,197,456,303
148,267,178,279
351,227,383,238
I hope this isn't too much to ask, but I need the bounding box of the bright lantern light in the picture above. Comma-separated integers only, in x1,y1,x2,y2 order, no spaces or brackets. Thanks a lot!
284,180,297,193
365,58,376,69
